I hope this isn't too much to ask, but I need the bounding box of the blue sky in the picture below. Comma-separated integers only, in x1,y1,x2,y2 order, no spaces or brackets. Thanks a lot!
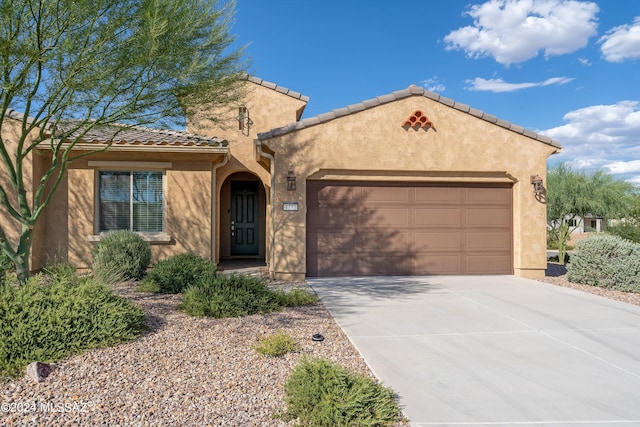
231,0,640,183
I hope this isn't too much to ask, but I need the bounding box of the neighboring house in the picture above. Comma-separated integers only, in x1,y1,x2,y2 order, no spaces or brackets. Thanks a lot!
556,215,606,234
0,77,561,280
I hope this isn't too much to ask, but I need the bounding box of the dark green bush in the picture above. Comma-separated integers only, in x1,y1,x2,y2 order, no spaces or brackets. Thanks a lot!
0,271,145,379
181,273,281,318
139,252,217,294
567,234,640,292
281,357,402,427
92,231,151,283
607,223,640,243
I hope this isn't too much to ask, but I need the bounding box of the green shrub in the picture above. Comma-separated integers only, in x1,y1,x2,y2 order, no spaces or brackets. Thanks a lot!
281,357,402,427
567,234,640,292
0,273,145,379
139,252,217,294
42,260,76,279
181,273,282,318
607,223,640,243
274,287,319,307
92,231,151,283
0,251,12,283
253,331,300,357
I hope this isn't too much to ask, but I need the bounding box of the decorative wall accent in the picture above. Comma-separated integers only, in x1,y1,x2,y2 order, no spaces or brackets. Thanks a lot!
402,110,433,130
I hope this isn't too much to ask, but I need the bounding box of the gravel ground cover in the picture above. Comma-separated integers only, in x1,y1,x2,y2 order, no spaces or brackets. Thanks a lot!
537,262,640,307
2,281,408,427
3,265,638,427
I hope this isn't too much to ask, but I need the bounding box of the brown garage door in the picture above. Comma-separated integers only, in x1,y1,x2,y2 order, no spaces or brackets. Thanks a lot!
306,181,512,276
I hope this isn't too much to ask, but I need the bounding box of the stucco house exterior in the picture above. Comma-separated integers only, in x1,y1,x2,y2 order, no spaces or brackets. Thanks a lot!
1,76,561,280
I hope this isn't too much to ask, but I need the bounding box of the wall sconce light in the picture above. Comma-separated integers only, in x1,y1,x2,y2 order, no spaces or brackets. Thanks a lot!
530,175,545,195
237,105,253,135
287,170,296,191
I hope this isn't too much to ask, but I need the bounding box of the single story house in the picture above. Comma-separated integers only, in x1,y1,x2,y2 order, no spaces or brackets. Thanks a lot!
1,77,561,280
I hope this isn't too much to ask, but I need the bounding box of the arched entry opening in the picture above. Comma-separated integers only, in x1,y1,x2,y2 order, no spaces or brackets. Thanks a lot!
219,172,267,260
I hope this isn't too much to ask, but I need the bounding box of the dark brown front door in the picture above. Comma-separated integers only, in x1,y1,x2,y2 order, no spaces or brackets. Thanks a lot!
231,181,259,256
306,181,512,276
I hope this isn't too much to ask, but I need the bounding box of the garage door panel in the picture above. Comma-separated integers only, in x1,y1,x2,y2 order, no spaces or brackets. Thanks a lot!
373,208,410,226
308,231,356,254
464,187,511,203
465,231,510,250
311,208,362,226
414,231,462,251
465,208,511,227
415,187,462,203
465,255,512,274
307,181,512,276
356,231,410,252
415,209,461,226
365,187,410,203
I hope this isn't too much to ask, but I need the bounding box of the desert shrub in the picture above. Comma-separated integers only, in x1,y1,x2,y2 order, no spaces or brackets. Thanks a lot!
181,273,281,318
253,331,300,357
0,251,12,282
273,287,319,307
281,357,402,427
607,223,640,244
92,231,151,283
42,260,76,279
139,252,217,294
567,234,640,292
0,273,145,379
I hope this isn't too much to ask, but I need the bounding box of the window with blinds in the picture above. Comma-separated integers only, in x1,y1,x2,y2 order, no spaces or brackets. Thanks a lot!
99,171,164,233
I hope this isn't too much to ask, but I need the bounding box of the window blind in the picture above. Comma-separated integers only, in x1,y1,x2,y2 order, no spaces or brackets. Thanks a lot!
99,171,163,233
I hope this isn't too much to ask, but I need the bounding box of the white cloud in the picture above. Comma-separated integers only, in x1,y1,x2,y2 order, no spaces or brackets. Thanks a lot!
605,160,640,174
599,17,640,62
421,77,446,93
543,101,640,181
466,76,573,92
578,57,592,66
444,0,599,65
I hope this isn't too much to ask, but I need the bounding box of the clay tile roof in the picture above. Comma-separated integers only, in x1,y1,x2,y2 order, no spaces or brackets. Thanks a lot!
58,123,228,147
5,109,228,148
247,76,310,102
257,85,562,149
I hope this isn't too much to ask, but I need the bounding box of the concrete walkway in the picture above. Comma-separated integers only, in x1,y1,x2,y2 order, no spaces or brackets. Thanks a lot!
309,276,640,427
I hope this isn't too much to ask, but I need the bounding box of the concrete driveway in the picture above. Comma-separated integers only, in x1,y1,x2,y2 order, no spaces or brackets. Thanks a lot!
309,276,640,427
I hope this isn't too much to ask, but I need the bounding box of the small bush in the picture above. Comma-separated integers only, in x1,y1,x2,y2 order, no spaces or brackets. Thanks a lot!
607,223,640,244
567,234,640,292
274,287,319,307
253,331,300,357
281,357,402,427
92,231,151,283
139,252,217,294
181,274,281,318
0,251,13,282
0,273,145,379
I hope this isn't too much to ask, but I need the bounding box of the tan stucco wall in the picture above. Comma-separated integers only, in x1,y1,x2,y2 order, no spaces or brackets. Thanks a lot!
38,150,224,269
188,81,307,262
262,96,558,281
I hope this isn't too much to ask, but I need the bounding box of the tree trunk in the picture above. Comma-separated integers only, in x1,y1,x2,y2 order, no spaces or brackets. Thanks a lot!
15,227,33,283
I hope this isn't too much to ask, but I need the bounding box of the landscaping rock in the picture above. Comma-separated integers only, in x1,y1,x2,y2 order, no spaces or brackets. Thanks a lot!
26,362,54,383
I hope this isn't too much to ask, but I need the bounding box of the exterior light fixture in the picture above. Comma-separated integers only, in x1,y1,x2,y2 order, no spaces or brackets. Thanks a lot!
530,175,545,195
286,170,296,191
237,105,253,135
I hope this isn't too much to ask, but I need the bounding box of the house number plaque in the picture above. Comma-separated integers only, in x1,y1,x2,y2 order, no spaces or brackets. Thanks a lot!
282,202,299,212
